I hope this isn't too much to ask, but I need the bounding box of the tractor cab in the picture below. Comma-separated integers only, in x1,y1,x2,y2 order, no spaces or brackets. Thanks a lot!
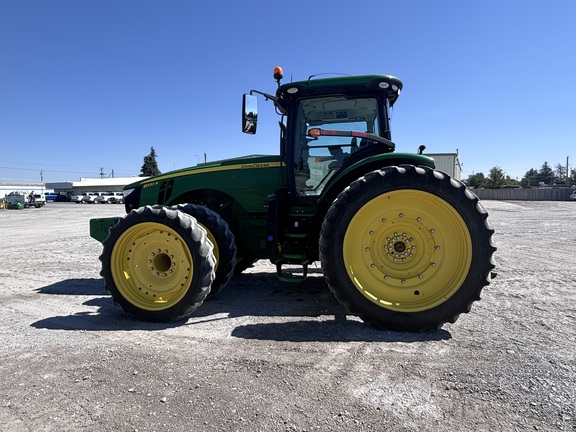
243,67,403,198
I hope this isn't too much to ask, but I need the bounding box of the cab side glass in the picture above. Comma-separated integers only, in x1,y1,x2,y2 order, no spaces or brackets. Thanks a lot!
242,94,258,134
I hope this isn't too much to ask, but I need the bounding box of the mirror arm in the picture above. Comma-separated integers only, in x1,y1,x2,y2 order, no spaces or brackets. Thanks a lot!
250,89,278,103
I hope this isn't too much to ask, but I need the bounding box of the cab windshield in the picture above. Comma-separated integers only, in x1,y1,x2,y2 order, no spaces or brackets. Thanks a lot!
293,96,381,196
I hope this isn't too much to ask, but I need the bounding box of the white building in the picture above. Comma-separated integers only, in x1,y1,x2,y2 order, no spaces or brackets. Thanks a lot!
426,152,462,180
0,182,51,199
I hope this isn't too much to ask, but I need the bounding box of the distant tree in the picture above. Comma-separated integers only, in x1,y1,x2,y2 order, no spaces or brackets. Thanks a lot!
504,175,520,187
486,166,505,189
553,162,568,185
536,162,555,185
140,147,161,177
465,172,487,188
520,168,538,188
570,168,576,186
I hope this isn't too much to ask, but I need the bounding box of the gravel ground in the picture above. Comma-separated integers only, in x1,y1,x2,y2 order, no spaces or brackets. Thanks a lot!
0,200,574,432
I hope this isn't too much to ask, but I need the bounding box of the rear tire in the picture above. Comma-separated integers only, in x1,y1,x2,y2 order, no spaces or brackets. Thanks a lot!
172,204,237,297
319,165,496,331
100,205,215,322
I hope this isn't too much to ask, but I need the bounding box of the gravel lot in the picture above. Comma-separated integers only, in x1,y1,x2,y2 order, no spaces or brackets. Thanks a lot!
0,200,574,431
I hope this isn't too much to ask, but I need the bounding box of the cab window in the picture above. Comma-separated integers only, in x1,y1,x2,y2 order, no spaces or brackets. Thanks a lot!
293,96,380,196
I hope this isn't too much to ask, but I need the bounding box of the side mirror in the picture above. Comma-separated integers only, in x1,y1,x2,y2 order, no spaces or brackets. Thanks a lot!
242,94,258,134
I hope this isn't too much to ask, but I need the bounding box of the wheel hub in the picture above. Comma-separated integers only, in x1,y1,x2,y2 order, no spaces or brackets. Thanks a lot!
149,249,175,277
367,218,438,286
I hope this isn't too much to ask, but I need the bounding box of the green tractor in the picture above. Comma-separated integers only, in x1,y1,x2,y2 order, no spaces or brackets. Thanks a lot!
90,67,496,331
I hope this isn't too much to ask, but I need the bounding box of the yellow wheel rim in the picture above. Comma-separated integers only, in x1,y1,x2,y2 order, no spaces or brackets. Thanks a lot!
343,190,472,312
111,222,194,311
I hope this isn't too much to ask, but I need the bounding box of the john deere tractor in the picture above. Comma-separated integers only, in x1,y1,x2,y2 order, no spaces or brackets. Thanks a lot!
90,67,496,331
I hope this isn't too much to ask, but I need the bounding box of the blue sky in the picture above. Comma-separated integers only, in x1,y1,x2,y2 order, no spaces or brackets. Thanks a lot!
1,0,575,183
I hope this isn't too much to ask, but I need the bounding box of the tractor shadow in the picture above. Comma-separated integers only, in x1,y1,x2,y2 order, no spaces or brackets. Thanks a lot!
31,267,451,342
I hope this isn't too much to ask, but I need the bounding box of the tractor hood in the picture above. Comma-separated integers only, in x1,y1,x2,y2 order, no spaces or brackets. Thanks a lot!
123,154,286,214
125,154,281,190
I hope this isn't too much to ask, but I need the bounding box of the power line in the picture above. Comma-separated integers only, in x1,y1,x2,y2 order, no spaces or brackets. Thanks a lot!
0,166,137,176
0,160,137,173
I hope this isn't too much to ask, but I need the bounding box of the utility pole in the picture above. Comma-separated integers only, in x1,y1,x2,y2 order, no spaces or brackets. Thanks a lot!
100,167,105,178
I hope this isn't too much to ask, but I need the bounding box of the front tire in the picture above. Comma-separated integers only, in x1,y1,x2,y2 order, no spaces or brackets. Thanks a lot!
319,165,496,331
100,205,215,322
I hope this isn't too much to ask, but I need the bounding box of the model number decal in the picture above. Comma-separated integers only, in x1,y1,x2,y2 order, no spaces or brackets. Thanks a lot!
143,181,158,189
240,163,271,169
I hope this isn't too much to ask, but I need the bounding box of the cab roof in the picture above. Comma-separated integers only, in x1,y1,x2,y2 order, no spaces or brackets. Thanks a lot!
277,74,403,108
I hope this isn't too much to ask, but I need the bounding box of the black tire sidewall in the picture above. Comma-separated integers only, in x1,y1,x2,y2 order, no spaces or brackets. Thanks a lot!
171,204,237,297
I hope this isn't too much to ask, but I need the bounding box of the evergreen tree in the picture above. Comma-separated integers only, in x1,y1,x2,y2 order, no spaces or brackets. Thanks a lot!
486,166,505,189
536,162,555,185
140,147,161,177
554,163,568,185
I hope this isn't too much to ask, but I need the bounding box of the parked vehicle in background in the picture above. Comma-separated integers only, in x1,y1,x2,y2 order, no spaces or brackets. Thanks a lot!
5,191,45,208
113,192,125,204
82,192,101,203
570,191,576,201
6,192,26,209
96,192,116,204
72,192,88,203
44,193,59,201
27,192,46,208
